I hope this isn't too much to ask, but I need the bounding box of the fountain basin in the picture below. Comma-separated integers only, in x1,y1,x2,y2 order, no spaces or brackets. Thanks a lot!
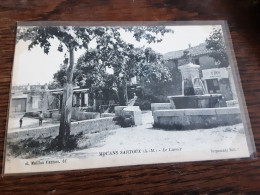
153,107,242,130
167,94,224,109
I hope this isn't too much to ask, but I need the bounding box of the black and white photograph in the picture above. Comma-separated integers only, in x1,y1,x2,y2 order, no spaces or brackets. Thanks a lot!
4,21,255,174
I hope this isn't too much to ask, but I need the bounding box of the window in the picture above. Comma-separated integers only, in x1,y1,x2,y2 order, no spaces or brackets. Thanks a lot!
213,79,219,87
194,58,200,65
206,79,220,94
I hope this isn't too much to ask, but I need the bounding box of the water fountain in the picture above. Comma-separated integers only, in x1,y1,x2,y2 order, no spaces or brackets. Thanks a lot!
152,60,242,130
167,62,223,109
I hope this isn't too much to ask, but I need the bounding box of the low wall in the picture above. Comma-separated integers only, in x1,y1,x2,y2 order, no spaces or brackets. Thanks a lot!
52,110,61,121
151,103,172,113
167,95,224,109
114,106,142,126
8,117,120,140
153,107,242,130
115,106,128,116
226,100,239,107
101,113,115,118
50,108,100,121
71,107,100,121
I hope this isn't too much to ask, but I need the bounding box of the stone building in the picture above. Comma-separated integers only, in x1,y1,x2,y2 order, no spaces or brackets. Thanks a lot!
164,43,235,101
10,84,89,114
164,43,216,70
10,84,49,113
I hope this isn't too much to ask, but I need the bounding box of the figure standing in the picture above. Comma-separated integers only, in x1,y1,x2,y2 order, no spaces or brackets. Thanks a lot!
19,116,23,128
39,111,43,126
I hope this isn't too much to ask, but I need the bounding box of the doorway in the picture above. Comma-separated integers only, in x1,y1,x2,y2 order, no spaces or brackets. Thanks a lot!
206,79,221,94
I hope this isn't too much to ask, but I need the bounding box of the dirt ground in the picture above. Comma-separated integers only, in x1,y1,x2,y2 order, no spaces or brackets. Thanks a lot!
8,116,60,130
6,111,248,160
5,111,251,174
36,111,247,159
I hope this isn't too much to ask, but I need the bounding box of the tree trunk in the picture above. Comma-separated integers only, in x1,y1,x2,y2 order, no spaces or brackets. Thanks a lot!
58,46,74,150
117,81,126,106
123,80,128,105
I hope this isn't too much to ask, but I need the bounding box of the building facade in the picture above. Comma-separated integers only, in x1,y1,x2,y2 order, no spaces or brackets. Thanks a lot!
10,84,49,113
10,84,89,114
164,43,234,101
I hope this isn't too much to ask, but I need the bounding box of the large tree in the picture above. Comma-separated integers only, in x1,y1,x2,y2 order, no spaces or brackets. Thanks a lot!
206,27,229,68
18,25,172,149
74,44,172,106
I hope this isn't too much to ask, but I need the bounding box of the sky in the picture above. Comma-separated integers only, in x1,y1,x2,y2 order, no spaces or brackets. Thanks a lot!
12,25,220,86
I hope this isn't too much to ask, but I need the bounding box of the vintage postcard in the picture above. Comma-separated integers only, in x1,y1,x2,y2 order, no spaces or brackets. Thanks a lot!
3,21,256,174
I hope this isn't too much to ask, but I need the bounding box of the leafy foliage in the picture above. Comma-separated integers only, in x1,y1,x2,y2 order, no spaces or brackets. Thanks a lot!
206,27,229,68
34,25,173,90
125,26,172,43
50,26,173,105
17,25,173,147
71,46,172,105
17,26,127,54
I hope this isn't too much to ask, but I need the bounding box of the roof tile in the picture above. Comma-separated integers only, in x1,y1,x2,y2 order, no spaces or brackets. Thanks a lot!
164,43,211,60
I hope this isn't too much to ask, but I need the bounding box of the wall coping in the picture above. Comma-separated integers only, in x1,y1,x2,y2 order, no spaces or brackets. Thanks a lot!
153,107,240,117
151,103,171,106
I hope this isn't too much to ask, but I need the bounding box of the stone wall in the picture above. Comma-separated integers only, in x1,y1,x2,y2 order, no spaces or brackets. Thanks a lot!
219,78,233,100
101,113,115,118
153,107,242,130
151,103,172,113
71,107,100,121
114,106,142,126
8,117,120,140
115,106,128,116
52,110,61,120
26,91,49,112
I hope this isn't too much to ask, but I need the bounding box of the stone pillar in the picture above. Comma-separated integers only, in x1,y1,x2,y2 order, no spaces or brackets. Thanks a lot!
115,106,143,126
84,93,89,106
178,63,200,95
122,106,142,126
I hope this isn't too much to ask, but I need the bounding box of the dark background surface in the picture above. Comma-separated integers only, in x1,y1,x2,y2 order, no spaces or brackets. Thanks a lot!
0,0,260,194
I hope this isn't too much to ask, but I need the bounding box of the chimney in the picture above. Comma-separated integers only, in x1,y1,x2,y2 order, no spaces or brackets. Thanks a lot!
188,43,191,48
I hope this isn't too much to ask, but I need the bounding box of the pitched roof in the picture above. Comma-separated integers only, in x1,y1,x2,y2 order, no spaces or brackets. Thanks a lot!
164,43,211,60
